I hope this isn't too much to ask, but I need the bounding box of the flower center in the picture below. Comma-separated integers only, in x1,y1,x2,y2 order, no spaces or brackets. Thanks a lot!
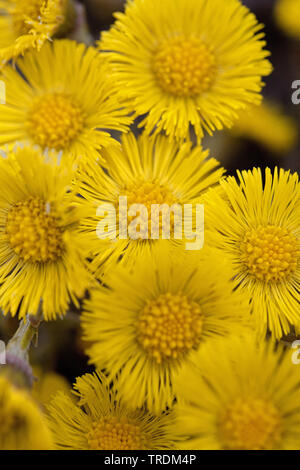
119,180,178,238
26,93,85,150
12,0,45,35
219,398,282,450
87,416,146,450
153,36,217,97
6,197,64,263
242,225,300,282
137,292,203,364
123,179,177,210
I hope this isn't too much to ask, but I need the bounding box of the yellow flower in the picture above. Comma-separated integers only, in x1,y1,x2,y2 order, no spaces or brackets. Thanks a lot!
274,0,300,40
47,372,176,450
0,0,69,64
172,334,300,450
0,39,131,163
82,245,249,414
204,168,300,339
0,375,53,449
0,144,91,320
99,0,272,142
76,132,224,276
231,101,298,155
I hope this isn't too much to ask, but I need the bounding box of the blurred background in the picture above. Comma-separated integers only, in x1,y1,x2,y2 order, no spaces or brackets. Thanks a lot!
0,0,299,404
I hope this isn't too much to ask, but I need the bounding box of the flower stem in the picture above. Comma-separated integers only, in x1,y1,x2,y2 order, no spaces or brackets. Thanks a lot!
2,307,44,389
7,310,43,359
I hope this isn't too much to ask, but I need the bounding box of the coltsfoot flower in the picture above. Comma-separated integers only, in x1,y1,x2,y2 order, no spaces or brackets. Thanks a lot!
204,167,300,339
47,372,176,450
100,0,272,142
172,334,300,450
76,132,224,276
0,39,131,163
82,245,249,413
0,144,92,320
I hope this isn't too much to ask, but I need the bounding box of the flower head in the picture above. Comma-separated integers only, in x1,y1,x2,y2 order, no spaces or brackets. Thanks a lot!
0,375,53,449
0,0,70,64
82,245,249,413
0,144,91,320
0,39,131,163
76,132,224,276
204,167,300,339
47,372,176,450
172,334,300,450
100,0,272,142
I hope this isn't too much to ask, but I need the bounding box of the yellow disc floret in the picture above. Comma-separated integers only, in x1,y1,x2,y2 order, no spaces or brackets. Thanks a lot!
27,93,85,150
220,398,282,450
6,197,64,262
242,225,300,282
137,292,203,364
153,36,217,97
87,416,146,450
123,179,177,210
120,179,178,238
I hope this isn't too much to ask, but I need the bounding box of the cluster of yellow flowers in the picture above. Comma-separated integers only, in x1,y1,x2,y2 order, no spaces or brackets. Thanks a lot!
0,0,300,451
